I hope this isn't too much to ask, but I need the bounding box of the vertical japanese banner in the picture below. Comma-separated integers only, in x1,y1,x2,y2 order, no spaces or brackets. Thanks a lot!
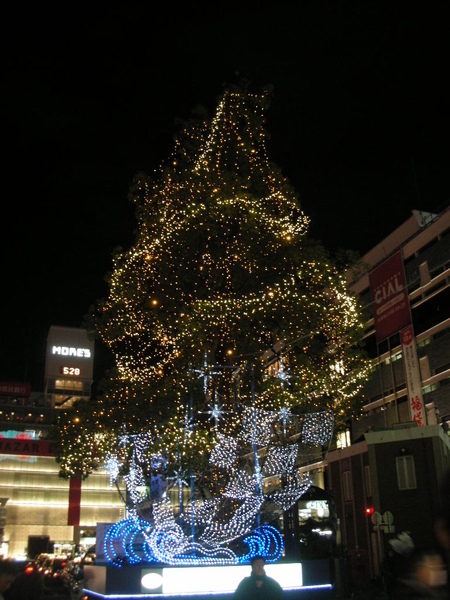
401,325,426,426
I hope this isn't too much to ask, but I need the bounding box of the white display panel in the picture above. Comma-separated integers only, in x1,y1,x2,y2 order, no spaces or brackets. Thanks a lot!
141,563,303,594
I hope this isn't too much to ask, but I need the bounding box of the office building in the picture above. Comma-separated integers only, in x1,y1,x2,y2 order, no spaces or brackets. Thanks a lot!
326,207,450,589
0,326,124,558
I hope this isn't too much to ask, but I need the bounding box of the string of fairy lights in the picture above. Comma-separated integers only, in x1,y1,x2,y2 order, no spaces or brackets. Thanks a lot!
104,517,283,567
102,406,332,564
56,83,373,566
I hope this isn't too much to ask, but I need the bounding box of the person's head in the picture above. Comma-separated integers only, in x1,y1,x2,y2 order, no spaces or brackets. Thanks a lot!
251,556,266,578
408,548,447,589
0,559,16,593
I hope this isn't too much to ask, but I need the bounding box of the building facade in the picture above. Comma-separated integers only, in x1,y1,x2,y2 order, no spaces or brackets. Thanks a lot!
326,207,450,590
1,210,449,587
349,208,450,434
0,326,124,558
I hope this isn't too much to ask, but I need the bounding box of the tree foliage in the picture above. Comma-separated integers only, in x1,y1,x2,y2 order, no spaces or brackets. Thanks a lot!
56,81,371,480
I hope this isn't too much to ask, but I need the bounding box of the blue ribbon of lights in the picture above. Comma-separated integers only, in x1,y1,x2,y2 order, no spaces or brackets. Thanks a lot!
104,519,283,567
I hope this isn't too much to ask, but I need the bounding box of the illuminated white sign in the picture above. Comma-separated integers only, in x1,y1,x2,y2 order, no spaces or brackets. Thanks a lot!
46,327,94,383
61,367,81,376
141,563,304,595
141,572,163,590
52,346,91,358
306,500,328,510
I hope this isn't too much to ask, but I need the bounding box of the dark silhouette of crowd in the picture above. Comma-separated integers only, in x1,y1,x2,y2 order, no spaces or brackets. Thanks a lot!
383,468,450,599
0,559,43,600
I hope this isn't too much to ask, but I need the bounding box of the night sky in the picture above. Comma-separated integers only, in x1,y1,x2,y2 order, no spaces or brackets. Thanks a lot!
2,3,449,390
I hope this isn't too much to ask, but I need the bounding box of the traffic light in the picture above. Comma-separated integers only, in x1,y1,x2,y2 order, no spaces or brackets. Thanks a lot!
365,506,374,516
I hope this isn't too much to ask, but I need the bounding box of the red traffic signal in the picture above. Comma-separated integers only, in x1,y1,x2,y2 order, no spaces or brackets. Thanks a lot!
365,506,374,516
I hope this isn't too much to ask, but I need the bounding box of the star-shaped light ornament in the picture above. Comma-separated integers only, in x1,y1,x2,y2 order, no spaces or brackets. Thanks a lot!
168,468,189,506
201,400,231,428
278,406,292,436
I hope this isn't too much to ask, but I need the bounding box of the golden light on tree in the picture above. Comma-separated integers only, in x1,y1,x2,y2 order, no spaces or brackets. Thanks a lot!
55,81,372,480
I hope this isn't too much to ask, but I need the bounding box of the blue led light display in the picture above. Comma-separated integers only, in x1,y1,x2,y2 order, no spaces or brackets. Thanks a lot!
104,519,283,567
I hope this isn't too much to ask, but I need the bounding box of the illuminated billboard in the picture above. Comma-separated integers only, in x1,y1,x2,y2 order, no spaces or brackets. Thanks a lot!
45,325,94,381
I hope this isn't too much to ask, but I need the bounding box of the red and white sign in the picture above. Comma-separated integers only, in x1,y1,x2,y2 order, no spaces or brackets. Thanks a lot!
369,251,411,343
401,325,426,426
0,436,56,456
0,382,31,397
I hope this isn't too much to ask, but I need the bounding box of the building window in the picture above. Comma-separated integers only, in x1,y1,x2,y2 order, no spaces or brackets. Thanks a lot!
422,383,437,394
417,337,430,348
337,430,351,449
396,455,417,490
385,351,402,365
433,327,450,340
343,471,353,501
419,261,431,286
364,465,372,497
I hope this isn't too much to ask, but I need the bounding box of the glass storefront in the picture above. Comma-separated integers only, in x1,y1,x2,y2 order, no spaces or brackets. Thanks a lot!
0,454,125,557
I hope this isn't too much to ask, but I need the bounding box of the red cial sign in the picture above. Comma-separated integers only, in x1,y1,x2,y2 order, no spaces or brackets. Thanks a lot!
369,251,411,342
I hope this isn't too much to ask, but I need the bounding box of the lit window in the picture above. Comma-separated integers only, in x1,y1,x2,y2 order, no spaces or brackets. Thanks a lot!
385,351,402,364
417,337,430,348
422,384,437,394
337,430,351,449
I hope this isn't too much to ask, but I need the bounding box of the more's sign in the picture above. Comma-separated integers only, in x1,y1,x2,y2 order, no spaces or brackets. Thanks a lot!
51,346,91,358
45,326,94,381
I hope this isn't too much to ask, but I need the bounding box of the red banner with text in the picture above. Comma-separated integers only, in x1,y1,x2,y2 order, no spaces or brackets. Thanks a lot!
369,251,411,343
401,325,426,426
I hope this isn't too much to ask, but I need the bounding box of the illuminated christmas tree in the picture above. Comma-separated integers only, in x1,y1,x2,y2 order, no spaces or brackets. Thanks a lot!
55,82,371,563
